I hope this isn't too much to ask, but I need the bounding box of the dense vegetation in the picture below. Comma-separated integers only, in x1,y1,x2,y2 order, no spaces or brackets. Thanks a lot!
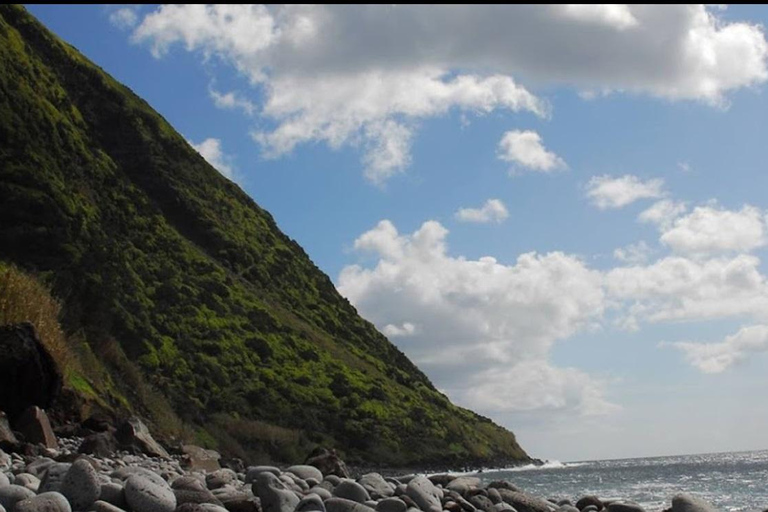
0,5,530,467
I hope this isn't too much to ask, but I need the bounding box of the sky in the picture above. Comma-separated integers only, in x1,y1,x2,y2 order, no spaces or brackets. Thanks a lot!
25,4,768,462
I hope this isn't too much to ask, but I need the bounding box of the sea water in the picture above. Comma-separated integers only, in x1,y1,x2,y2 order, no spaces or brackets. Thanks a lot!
472,450,768,511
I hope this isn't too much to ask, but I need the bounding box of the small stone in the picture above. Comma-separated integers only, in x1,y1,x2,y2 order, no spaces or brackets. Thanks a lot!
376,498,407,512
206,470,236,491
324,498,375,512
285,467,322,483
99,483,127,509
492,491,551,512
575,497,602,512
607,504,645,512
245,467,280,485
404,477,442,512
358,474,393,500
174,489,223,507
124,475,176,512
93,500,127,512
12,475,38,493
296,494,326,512
112,468,168,489
198,505,229,512
61,459,100,510
0,475,10,488
254,472,299,512
557,507,579,512
468,495,494,512
15,492,71,512
308,487,332,501
39,464,71,494
671,494,716,512
0,485,36,512
486,489,501,506
333,481,370,504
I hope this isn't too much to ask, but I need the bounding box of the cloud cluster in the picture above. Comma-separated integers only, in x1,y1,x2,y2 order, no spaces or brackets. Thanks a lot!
131,5,768,182
338,220,611,417
497,131,566,173
586,174,665,210
665,325,768,373
455,199,509,224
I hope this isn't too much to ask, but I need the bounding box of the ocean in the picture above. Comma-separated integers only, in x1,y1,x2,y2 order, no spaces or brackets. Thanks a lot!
472,450,768,511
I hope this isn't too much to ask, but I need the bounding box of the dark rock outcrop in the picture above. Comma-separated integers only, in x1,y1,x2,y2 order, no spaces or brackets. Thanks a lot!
0,324,62,420
115,418,169,458
14,407,58,449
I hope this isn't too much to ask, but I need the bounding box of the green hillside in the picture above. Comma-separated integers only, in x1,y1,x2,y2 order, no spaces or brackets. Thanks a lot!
0,4,529,466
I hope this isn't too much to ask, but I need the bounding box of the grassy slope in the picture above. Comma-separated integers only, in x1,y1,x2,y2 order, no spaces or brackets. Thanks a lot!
0,5,529,466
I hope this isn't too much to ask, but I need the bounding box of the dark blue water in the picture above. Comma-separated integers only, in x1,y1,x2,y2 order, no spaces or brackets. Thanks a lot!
471,450,768,511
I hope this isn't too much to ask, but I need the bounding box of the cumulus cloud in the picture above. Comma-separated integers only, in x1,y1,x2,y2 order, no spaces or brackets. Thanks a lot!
455,199,509,224
382,322,416,338
659,204,767,255
131,5,768,182
613,241,654,265
189,137,235,179
338,220,612,416
498,131,566,173
638,199,688,229
665,324,768,373
586,174,665,210
209,88,256,116
109,7,139,30
606,254,768,326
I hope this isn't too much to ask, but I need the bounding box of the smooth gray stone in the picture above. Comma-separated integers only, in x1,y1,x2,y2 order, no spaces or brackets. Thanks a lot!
0,485,36,512
245,467,280,485
254,472,299,512
671,494,717,512
25,460,54,479
305,479,319,488
324,498,375,512
284,475,308,493
358,474,393,500
405,477,442,512
12,475,39,493
206,471,237,491
581,507,597,512
171,478,207,492
0,474,10,488
15,492,71,512
376,498,407,512
307,487,332,501
444,492,474,512
112,468,167,489
575,497,601,511
285,467,322,483
124,475,176,512
324,476,342,487
93,500,127,512
61,459,100,510
39,464,72,494
468,495,494,512
427,475,454,488
556,507,578,512
333,481,370,504
606,504,645,512
198,505,229,512
486,490,501,506
99,483,126,508
0,504,5,512
492,491,553,512
295,494,325,512
394,485,406,498
493,503,518,512
445,478,480,496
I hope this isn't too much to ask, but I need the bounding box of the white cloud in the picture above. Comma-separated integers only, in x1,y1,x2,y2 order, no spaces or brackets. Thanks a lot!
586,174,665,210
189,137,235,179
665,324,768,373
382,322,416,338
613,241,654,265
209,88,256,116
455,199,509,224
638,199,688,229
659,204,767,255
338,220,611,416
606,254,768,325
498,130,566,173
109,7,139,30
131,5,768,182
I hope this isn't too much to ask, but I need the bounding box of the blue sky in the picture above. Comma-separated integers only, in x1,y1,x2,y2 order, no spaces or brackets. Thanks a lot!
26,5,768,462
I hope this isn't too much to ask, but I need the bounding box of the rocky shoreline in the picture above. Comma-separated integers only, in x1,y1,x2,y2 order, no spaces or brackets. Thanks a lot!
0,431,729,512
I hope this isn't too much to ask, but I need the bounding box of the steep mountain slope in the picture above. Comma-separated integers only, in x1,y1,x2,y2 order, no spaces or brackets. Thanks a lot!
0,5,529,466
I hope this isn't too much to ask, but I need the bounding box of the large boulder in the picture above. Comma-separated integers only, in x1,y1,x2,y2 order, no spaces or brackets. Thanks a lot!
0,323,62,420
15,492,71,512
14,407,57,449
0,412,18,449
60,459,101,511
358,474,394,500
115,418,169,458
253,472,299,512
404,476,442,512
